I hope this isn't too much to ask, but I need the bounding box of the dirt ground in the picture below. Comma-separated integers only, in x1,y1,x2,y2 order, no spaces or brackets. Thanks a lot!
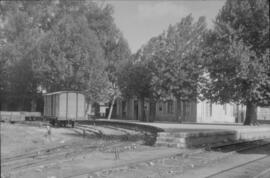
1,122,270,178
1,122,81,156
1,122,181,178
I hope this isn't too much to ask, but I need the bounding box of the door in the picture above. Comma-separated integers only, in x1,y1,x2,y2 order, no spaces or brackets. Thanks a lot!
134,100,138,120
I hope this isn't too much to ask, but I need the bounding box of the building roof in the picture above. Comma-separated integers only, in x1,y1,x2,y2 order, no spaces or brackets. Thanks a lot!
43,91,84,96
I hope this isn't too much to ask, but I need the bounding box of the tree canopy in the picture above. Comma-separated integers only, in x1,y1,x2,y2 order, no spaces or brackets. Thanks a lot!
117,15,208,121
138,15,208,102
202,0,269,125
117,58,153,100
0,0,130,111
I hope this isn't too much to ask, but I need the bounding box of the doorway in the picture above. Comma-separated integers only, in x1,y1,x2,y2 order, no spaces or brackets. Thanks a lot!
134,100,138,120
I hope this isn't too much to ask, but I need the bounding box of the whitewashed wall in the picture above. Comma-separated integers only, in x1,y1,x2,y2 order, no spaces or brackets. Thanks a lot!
258,107,270,120
197,101,235,123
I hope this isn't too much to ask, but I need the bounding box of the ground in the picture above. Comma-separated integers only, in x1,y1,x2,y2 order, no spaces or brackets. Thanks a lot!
1,122,270,178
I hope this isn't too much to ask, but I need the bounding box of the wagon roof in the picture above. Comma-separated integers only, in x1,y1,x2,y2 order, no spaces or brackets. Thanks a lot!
43,91,84,96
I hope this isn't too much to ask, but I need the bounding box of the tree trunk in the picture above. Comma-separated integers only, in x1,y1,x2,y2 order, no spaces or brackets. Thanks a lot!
140,97,146,122
84,101,91,119
176,99,182,122
149,99,156,122
244,102,258,125
108,96,116,120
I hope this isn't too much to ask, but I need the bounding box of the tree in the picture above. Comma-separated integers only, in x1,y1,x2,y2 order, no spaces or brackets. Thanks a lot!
34,14,106,90
30,2,114,114
80,3,131,119
0,1,43,110
203,0,269,125
105,36,131,120
0,0,130,113
117,58,153,121
87,7,131,119
139,15,207,120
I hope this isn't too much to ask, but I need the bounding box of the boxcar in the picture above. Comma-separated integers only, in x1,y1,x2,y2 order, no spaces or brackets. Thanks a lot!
43,91,88,127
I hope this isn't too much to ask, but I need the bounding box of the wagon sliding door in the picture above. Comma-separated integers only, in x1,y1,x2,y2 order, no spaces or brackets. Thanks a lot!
77,94,85,120
67,93,77,120
58,92,86,121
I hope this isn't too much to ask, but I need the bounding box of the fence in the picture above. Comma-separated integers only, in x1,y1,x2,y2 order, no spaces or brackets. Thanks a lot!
0,111,41,122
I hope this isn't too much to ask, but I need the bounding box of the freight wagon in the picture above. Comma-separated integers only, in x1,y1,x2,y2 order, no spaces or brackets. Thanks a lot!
43,91,89,127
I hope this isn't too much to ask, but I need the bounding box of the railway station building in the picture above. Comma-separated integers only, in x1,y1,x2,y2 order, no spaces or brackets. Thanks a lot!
114,98,269,123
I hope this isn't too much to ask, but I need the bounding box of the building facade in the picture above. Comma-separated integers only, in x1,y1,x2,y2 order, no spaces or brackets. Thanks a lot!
258,107,270,121
114,97,242,123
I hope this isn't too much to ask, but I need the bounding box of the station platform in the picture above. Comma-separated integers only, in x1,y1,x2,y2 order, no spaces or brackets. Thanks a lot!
79,119,270,148
150,123,270,148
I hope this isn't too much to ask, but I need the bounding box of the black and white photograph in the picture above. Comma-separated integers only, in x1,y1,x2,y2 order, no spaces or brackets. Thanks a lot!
0,0,270,177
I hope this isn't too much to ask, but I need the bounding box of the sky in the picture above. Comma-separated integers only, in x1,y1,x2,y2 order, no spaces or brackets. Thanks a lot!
106,0,226,53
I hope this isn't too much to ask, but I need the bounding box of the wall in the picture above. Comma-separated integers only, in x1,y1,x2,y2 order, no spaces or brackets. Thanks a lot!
115,97,269,123
46,92,88,120
59,93,67,120
155,101,176,122
115,98,197,123
258,107,270,120
197,101,236,123
116,98,141,120
78,93,87,120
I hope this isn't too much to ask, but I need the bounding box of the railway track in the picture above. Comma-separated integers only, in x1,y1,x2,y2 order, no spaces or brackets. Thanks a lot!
206,155,270,178
2,141,140,177
75,124,104,136
2,143,99,172
6,123,269,178
74,124,144,138
64,139,270,178
2,144,69,162
209,139,269,153
3,124,142,164
2,141,129,175
95,125,135,135
205,141,270,178
2,125,143,176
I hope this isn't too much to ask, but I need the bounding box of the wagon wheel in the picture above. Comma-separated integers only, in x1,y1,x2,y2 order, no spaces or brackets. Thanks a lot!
50,120,55,127
71,121,75,128
63,121,67,127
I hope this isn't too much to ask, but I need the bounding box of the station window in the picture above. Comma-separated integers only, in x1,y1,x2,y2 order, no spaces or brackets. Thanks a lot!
167,100,173,113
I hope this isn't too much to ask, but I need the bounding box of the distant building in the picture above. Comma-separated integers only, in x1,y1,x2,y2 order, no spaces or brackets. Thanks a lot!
114,97,269,123
99,102,109,117
115,98,236,123
90,102,110,118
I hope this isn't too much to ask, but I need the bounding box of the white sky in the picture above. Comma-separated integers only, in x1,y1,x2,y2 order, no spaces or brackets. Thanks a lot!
106,0,226,53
